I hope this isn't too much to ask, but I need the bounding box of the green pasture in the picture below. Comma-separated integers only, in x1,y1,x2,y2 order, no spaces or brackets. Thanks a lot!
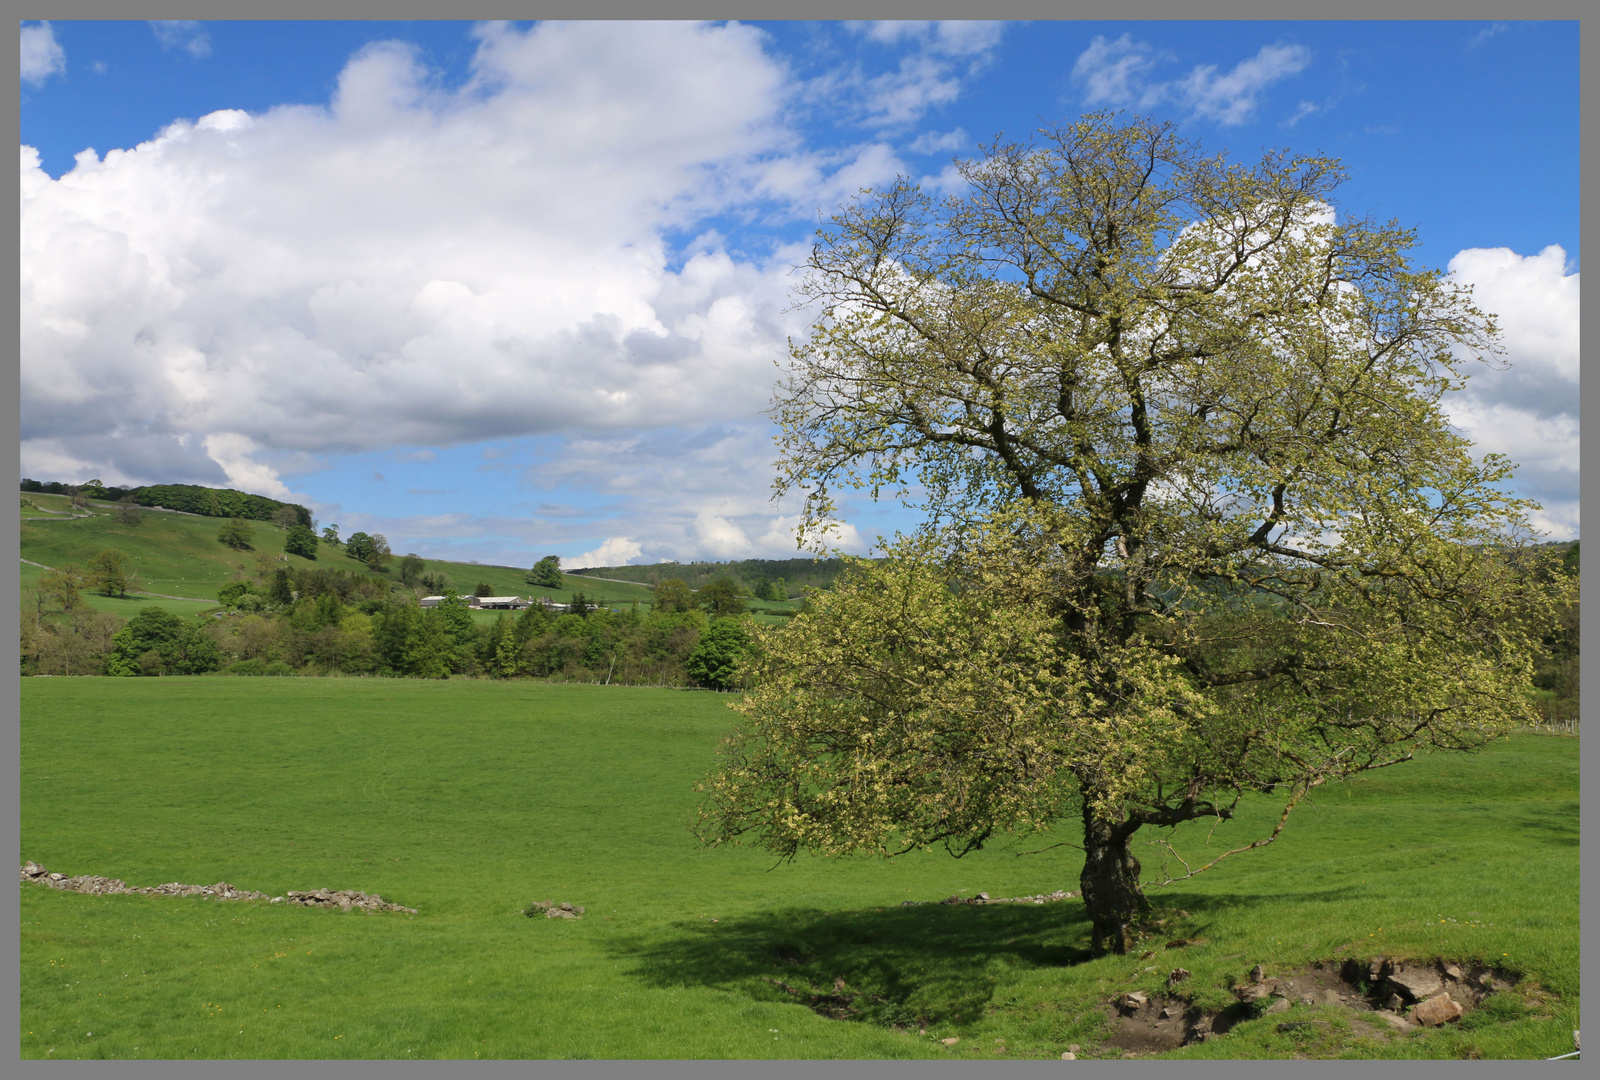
19,498,648,607
20,678,1578,1060
20,561,220,620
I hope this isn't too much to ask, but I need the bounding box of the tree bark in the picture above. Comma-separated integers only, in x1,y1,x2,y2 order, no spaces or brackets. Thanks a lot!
1079,807,1150,955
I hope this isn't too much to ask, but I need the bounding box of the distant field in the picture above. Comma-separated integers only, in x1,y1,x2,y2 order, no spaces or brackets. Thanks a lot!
21,678,1579,1060
19,492,649,607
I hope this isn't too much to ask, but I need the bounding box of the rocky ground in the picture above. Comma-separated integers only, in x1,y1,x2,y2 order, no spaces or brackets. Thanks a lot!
19,861,417,914
1108,956,1514,1055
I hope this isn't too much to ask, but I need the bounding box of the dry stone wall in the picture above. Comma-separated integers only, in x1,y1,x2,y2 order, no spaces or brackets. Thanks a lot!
20,861,416,914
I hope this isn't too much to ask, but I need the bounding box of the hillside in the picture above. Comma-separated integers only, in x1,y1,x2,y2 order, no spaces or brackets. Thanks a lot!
19,490,655,608
570,556,850,596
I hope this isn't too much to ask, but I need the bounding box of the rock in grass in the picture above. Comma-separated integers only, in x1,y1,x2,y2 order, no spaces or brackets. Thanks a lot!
1410,993,1463,1026
1387,966,1444,1002
940,1037,959,1046
1374,1010,1414,1032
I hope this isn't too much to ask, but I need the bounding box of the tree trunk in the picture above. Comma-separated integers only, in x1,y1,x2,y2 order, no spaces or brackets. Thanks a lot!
1079,808,1150,955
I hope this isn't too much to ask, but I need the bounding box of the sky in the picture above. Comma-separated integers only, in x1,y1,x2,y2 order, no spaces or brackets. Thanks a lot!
19,20,1580,568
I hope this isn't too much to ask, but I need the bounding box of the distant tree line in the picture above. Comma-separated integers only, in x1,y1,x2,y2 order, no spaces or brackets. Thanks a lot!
21,562,753,689
569,557,847,598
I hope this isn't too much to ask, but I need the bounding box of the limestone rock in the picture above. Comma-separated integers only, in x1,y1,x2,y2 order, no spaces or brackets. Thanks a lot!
1387,966,1444,1002
940,1037,959,1046
1410,993,1463,1027
1265,998,1291,1014
1250,964,1267,984
1375,1010,1413,1032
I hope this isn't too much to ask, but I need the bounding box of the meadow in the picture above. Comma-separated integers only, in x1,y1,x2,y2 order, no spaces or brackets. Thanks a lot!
20,677,1579,1060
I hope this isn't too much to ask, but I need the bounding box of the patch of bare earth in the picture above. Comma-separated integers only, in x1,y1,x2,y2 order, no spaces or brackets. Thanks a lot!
1106,957,1519,1057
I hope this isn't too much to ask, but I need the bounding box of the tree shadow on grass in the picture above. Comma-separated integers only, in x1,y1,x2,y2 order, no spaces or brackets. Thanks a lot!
605,893,1267,1030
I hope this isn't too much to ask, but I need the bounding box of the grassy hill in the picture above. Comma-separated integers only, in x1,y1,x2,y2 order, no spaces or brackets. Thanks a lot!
19,490,656,609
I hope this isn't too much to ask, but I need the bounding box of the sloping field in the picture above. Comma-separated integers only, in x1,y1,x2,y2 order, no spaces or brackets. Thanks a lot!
19,492,654,607
20,678,1578,1060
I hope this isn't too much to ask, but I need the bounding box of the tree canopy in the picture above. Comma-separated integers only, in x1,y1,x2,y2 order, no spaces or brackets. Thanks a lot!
527,555,564,589
696,113,1573,954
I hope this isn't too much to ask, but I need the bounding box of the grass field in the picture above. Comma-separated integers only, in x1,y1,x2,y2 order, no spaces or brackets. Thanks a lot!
19,493,654,608
20,677,1578,1060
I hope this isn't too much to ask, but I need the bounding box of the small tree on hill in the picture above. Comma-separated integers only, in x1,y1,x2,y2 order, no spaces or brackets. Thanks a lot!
116,496,142,525
84,549,133,597
218,519,255,551
40,565,84,613
527,555,563,589
345,532,376,562
695,113,1573,955
653,578,696,614
419,569,453,595
283,524,318,559
398,553,426,586
698,577,746,617
474,582,494,597
271,506,301,529
321,524,341,546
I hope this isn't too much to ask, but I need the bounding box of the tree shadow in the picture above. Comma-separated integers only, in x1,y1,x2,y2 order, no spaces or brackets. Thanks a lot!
605,892,1272,1030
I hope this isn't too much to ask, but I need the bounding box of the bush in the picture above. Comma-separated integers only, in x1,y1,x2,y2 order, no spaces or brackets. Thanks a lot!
262,661,295,677
686,617,753,690
227,659,267,676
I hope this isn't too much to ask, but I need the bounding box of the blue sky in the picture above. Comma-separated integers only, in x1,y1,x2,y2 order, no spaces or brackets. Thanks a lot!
20,20,1580,566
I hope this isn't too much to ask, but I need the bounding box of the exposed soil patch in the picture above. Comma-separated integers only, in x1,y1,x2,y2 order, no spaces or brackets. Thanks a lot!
764,975,902,1024
19,860,417,914
1106,957,1520,1053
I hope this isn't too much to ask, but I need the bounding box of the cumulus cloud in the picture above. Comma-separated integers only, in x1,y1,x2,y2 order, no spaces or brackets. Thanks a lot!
21,21,65,85
1073,35,1310,126
1443,245,1580,538
572,536,643,569
149,20,211,58
21,24,867,497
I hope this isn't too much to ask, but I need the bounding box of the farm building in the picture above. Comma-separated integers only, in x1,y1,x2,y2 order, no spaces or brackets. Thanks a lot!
418,595,532,610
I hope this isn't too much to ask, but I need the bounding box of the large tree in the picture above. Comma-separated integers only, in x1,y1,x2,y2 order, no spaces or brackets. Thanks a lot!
695,114,1572,954
527,555,564,590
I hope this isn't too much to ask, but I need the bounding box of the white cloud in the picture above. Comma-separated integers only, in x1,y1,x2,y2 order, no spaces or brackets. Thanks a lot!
1073,35,1310,126
819,21,1003,130
21,21,65,85
1072,34,1164,109
1467,23,1509,51
909,127,967,155
1282,100,1319,128
1443,245,1580,538
21,23,842,499
572,536,643,569
149,21,211,58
